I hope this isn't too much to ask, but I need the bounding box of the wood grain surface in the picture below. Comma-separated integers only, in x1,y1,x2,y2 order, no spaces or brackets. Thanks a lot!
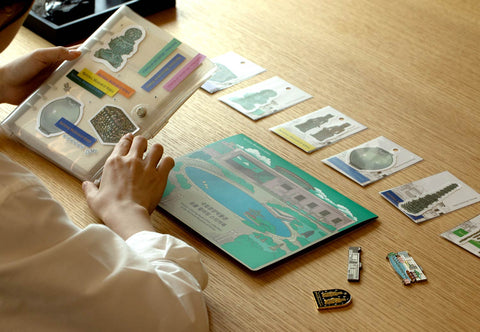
1,0,479,330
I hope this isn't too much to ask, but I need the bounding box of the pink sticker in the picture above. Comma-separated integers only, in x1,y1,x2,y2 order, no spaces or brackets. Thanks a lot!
163,53,206,92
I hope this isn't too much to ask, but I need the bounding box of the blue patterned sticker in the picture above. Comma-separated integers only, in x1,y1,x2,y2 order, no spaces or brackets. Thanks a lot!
55,117,97,147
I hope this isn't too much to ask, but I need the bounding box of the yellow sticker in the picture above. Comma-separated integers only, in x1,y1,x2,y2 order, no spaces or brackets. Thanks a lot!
272,127,316,152
77,68,119,97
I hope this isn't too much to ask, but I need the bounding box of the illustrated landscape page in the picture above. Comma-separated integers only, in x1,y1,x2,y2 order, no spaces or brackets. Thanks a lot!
159,134,377,270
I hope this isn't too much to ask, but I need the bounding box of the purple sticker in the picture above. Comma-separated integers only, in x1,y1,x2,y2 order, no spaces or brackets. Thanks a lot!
141,53,185,92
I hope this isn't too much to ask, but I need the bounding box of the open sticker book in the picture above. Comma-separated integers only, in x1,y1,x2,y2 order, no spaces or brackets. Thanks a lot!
1,6,215,181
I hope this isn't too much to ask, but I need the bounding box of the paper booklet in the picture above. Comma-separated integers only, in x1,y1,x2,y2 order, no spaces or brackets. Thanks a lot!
159,134,377,271
1,6,215,181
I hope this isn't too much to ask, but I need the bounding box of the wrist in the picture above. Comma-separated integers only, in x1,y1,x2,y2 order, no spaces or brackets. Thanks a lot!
102,202,155,240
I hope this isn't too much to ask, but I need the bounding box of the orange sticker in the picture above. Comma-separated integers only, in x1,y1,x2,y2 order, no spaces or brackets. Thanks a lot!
96,70,136,98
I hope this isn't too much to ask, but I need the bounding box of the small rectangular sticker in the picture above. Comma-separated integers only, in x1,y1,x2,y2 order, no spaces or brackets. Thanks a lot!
138,38,182,77
55,117,97,147
164,53,206,92
96,69,135,98
271,127,317,153
77,68,119,97
141,53,185,92
67,70,105,98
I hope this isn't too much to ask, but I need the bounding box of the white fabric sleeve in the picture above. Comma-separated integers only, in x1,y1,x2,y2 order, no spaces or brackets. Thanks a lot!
0,154,209,332
126,231,209,290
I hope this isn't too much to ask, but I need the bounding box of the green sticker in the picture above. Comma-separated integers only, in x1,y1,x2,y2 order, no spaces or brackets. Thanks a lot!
138,38,182,77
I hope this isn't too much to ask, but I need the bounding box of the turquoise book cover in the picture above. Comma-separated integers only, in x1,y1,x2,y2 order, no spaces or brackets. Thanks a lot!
160,134,377,271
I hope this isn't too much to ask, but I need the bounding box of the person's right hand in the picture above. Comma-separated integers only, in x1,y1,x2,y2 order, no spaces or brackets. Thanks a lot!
82,133,175,239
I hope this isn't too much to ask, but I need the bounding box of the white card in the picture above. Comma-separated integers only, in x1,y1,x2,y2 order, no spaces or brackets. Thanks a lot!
270,106,366,152
201,51,265,93
219,76,312,120
441,214,480,258
323,136,422,186
380,171,480,223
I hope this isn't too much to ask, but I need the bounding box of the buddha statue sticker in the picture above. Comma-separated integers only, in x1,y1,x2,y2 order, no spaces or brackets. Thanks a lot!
93,25,146,72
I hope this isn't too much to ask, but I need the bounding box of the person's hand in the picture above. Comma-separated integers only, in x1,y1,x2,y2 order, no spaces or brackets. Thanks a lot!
0,46,81,105
82,134,175,239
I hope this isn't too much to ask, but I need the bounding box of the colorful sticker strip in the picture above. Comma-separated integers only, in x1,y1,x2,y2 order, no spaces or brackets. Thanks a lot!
164,53,206,92
138,38,182,77
142,53,186,92
67,70,105,98
96,69,136,98
77,68,119,97
55,117,96,147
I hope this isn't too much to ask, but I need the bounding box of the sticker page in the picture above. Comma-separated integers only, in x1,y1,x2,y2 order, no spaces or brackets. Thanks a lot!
270,106,366,152
380,171,480,223
323,136,423,186
201,51,266,93
219,76,312,120
441,214,480,258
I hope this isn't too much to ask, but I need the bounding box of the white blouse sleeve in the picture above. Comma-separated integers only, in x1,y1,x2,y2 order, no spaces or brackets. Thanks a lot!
0,154,209,332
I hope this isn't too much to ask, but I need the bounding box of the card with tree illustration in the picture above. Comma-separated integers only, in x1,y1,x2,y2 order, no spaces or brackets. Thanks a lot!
380,171,480,223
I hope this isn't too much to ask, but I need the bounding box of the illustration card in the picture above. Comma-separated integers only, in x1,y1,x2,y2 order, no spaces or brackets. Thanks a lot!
441,214,480,258
380,171,480,223
201,51,266,93
219,76,312,120
270,106,367,153
323,136,423,186
159,134,377,271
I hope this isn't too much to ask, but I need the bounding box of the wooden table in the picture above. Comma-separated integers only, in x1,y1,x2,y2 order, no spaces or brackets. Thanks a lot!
1,0,479,330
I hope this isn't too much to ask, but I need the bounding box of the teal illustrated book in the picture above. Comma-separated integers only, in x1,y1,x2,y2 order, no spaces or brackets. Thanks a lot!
159,134,377,271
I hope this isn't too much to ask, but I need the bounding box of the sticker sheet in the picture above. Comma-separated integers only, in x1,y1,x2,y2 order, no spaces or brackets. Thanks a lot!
380,171,480,223
201,51,265,93
270,106,367,152
323,136,423,186
1,6,215,181
441,214,480,258
219,76,312,120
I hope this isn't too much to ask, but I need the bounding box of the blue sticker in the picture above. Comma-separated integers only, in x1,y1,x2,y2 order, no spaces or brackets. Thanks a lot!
141,53,185,92
55,117,97,147
380,189,424,221
327,157,370,184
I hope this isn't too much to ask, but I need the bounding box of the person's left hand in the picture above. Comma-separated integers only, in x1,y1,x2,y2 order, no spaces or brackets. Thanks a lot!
0,46,81,105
